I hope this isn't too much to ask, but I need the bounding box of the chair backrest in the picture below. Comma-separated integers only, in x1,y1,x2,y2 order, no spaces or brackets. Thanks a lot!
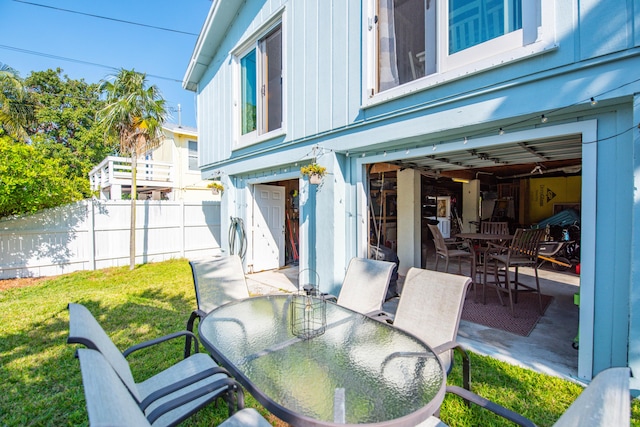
393,267,472,369
427,223,448,254
508,228,546,259
67,303,140,401
480,221,509,235
189,255,249,314
337,257,395,314
77,348,152,426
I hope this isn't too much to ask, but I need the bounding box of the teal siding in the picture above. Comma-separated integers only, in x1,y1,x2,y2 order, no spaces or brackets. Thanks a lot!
631,92,640,396
592,110,633,373
189,0,640,389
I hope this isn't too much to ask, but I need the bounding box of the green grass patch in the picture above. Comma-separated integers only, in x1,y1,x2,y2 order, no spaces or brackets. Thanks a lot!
0,259,636,426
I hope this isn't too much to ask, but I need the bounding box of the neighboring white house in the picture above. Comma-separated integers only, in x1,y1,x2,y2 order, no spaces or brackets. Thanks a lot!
89,124,218,201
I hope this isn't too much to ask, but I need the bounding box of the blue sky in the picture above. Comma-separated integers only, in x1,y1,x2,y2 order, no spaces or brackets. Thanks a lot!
0,0,211,128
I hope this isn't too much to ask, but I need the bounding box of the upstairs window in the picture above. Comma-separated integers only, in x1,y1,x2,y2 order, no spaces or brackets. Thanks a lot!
239,24,283,140
375,0,539,93
448,0,522,54
188,140,198,171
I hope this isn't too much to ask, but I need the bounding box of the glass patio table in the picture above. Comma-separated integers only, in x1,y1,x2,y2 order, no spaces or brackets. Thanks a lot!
199,294,445,427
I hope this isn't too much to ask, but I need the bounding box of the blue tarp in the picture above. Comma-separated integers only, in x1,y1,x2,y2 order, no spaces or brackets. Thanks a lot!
533,208,580,229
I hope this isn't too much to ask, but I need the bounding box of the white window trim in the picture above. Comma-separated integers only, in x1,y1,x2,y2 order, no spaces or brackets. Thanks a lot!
187,140,199,171
231,7,287,150
364,0,557,107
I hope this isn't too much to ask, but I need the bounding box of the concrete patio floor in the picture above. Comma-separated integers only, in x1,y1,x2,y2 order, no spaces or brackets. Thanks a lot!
245,245,581,384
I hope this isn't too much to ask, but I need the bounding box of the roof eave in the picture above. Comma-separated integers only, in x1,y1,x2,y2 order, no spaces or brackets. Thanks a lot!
183,0,244,92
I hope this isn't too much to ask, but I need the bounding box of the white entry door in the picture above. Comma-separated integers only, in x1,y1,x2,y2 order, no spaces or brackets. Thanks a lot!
252,184,285,272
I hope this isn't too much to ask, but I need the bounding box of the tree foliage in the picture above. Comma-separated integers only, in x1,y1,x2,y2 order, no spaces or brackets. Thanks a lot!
0,136,84,217
98,68,166,161
0,67,118,218
98,68,167,269
25,69,118,194
0,63,35,141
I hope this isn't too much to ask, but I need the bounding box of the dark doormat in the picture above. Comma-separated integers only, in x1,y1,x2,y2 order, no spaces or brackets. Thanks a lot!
462,289,554,337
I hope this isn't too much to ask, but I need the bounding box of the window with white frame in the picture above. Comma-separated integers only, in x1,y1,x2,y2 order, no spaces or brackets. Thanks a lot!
188,140,198,171
239,24,283,140
375,0,542,93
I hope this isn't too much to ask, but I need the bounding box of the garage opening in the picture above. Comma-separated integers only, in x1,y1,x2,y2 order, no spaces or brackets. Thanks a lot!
366,133,583,377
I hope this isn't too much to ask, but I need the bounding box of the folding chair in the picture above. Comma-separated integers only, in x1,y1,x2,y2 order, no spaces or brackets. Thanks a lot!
76,348,270,427
486,228,546,317
428,223,472,275
67,303,243,425
185,255,250,356
324,257,395,316
392,267,473,391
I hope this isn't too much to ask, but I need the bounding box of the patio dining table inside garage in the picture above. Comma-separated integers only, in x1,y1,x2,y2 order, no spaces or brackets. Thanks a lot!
198,294,446,427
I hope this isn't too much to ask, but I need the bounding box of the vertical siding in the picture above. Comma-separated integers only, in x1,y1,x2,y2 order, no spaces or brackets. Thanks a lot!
198,0,362,165
631,93,640,393
290,1,306,140
303,0,319,136
330,1,350,128
592,109,633,372
579,0,632,59
317,0,332,133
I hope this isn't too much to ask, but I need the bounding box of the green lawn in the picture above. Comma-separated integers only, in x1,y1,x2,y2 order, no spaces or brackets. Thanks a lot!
0,259,636,426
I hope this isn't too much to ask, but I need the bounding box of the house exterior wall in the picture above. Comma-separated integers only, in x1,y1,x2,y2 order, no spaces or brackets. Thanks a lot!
159,128,213,201
186,0,640,389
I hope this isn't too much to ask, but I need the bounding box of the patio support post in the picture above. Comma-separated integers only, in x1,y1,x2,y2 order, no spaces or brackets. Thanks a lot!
628,93,640,395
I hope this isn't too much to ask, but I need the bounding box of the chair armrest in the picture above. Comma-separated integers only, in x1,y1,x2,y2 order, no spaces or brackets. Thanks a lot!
146,377,245,424
123,331,200,358
139,366,232,411
486,241,507,251
321,293,338,303
433,341,470,392
366,310,394,323
446,386,537,427
432,340,459,355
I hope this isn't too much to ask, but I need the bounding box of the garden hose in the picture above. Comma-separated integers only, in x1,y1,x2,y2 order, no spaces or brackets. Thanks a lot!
229,216,247,260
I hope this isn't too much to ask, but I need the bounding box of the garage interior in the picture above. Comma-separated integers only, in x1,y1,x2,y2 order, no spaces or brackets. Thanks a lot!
366,133,584,378
367,133,583,271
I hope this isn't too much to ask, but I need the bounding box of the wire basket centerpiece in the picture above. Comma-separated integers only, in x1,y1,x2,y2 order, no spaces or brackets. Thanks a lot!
290,269,326,340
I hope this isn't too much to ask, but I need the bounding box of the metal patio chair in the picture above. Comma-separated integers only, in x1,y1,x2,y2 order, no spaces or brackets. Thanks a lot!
67,303,243,426
470,221,510,300
428,223,472,275
76,348,270,427
418,367,630,427
185,255,250,356
392,267,473,391
324,257,396,316
480,221,509,235
486,228,547,317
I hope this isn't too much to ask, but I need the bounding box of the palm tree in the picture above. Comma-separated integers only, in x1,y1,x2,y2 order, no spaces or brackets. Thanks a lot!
98,69,167,270
0,63,35,141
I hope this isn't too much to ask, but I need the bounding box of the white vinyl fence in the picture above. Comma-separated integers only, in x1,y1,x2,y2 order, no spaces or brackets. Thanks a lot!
0,199,222,279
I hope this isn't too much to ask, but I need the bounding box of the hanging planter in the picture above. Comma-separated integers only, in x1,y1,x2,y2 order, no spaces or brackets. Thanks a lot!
309,173,323,185
207,181,224,195
300,163,327,185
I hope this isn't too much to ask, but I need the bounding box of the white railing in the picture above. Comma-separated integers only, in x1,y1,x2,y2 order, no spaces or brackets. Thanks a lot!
89,156,174,192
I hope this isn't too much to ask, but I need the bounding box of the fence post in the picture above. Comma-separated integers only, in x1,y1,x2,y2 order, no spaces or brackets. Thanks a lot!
88,200,96,271
180,200,185,258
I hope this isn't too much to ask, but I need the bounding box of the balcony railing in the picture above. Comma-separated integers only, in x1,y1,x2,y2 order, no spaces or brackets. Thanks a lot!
89,156,174,192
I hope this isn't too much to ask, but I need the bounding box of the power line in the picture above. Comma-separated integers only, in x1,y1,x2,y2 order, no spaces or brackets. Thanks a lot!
0,44,183,83
11,0,199,36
